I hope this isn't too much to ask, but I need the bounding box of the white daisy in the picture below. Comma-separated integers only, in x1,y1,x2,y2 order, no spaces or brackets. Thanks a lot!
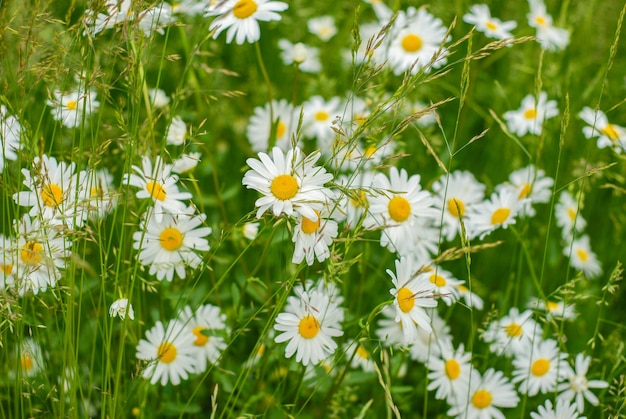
242,221,260,240
148,88,170,108
365,167,439,254
274,286,344,366
421,266,463,306
166,116,187,146
386,7,449,75
504,92,559,136
0,235,16,289
83,167,117,220
47,89,99,128
456,283,485,310
579,106,626,152
407,308,452,363
344,341,375,372
388,257,438,343
557,353,609,413
178,304,228,373
171,0,209,17
334,171,376,230
463,4,517,41
172,152,201,174
364,0,393,23
278,40,321,73
528,297,577,321
555,190,587,241
427,341,472,403
291,279,345,323
123,155,193,222
307,15,337,41
531,399,586,419
447,368,520,419
136,320,197,386
109,298,135,320
565,235,602,278
527,0,570,51
482,307,541,357
85,0,172,36
242,146,334,221
14,338,44,378
246,99,297,152
0,105,22,172
208,0,288,45
376,305,408,348
513,338,570,396
432,170,486,241
465,188,527,240
291,206,339,266
133,208,211,282
302,95,341,152
496,164,554,217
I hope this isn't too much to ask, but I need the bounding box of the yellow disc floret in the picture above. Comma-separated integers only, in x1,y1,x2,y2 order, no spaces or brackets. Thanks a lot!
157,342,177,363
401,34,423,52
146,181,167,201
298,315,320,339
270,174,298,200
388,196,411,222
159,227,184,251
397,287,415,313
233,0,257,19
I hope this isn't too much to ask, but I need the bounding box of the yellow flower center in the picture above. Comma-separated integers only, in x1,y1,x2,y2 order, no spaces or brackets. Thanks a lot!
524,108,537,120
301,213,321,234
397,287,415,313
486,21,497,31
20,353,34,371
314,111,329,121
445,359,461,379
146,181,167,201
233,0,257,19
491,208,510,225
350,190,368,208
1,263,13,275
364,146,377,157
531,358,550,376
567,207,577,221
576,248,589,262
41,183,63,208
275,121,286,139
601,124,620,141
518,183,532,199
401,34,423,53
547,301,559,311
356,345,370,359
159,227,184,251
66,100,78,111
505,323,523,337
458,284,468,293
20,242,44,266
388,196,411,222
535,16,547,26
298,315,320,339
447,198,465,217
429,274,447,287
270,174,299,200
192,326,209,346
472,389,492,409
157,342,177,363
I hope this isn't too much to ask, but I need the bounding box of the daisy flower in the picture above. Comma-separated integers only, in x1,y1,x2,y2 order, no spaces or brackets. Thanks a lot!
386,7,449,75
246,99,297,152
465,188,526,240
482,307,541,357
242,146,334,222
463,4,517,41
555,190,587,241
496,164,554,217
123,155,193,222
579,106,626,152
302,95,341,152
307,15,337,41
83,167,117,220
242,221,260,240
166,116,187,146
531,399,586,419
557,353,609,413
136,320,197,386
14,338,44,378
388,257,438,343
364,0,393,23
85,0,172,36
278,40,321,73
504,92,559,136
291,205,339,266
421,266,463,306
334,171,375,230
365,167,439,254
47,89,99,128
565,235,602,278
398,219,441,264
208,0,288,45
447,368,520,419
171,0,209,17
0,105,22,172
528,297,577,321
344,341,375,372
148,88,170,108
0,235,16,288
172,152,201,174
427,341,473,403
109,298,135,320
408,308,452,363
274,287,344,366
133,208,211,282
512,338,570,396
456,283,485,310
376,305,409,347
432,170,486,241
178,304,228,373
527,0,570,51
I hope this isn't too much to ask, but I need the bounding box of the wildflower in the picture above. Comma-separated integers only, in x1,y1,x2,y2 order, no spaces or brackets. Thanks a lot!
148,88,170,108
376,305,409,347
344,341,375,372
463,4,517,40
496,165,554,217
365,167,439,254
432,170,486,241
172,152,201,174
555,191,587,241
527,0,570,51
557,353,609,413
84,168,117,219
208,0,288,45
0,105,22,172
427,342,472,403
334,171,375,230
307,15,337,41
47,89,99,128
278,40,321,73
503,92,559,136
133,208,211,282
242,221,260,240
274,286,343,366
447,368,520,419
109,298,135,320
0,235,16,289
14,338,44,378
388,257,438,343
166,117,187,146
302,96,341,152
178,304,228,373
565,235,602,278
291,206,339,266
456,283,484,310
386,7,449,75
136,320,197,385
171,0,208,17
242,146,334,221
579,106,626,153
422,266,463,306
364,0,393,23
407,309,452,363
246,99,297,152
482,307,541,357
85,0,172,36
528,297,577,321
531,399,586,419
513,338,570,396
465,188,526,240
123,155,193,222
